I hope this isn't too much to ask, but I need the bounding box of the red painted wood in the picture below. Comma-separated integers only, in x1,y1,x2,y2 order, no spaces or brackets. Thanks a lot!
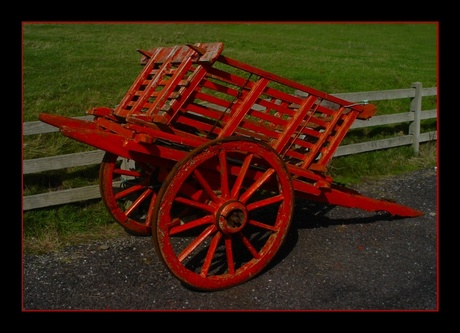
39,42,424,290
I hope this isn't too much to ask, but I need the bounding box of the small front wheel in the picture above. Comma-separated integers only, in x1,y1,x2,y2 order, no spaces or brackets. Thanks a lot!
150,137,294,291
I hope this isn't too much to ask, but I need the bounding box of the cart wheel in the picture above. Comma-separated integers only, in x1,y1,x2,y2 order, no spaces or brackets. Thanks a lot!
99,152,166,236
151,137,294,291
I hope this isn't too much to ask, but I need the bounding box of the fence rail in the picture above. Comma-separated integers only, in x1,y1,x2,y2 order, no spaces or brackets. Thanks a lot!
23,82,437,211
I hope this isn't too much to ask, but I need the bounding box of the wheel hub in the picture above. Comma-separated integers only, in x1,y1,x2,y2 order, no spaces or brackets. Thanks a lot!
217,201,248,234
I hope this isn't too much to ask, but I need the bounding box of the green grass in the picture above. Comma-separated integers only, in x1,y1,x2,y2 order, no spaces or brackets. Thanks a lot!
22,22,437,254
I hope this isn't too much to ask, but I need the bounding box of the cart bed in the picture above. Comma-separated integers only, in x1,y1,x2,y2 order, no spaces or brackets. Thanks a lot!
87,42,375,189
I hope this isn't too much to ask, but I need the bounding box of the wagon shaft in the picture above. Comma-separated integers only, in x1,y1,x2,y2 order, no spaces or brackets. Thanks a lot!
296,183,423,217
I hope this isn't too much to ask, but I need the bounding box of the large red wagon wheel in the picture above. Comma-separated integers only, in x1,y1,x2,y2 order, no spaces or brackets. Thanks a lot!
151,137,294,291
99,152,167,236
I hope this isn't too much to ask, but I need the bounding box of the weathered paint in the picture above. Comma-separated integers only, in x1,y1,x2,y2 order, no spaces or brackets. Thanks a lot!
39,42,423,291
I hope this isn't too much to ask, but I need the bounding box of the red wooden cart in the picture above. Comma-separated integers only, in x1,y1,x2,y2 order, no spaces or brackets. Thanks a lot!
39,42,423,291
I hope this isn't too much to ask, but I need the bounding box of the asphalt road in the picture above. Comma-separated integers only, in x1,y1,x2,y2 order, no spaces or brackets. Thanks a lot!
22,167,437,311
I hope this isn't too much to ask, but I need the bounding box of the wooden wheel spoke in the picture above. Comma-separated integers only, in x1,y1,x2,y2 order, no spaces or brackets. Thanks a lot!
224,235,235,274
237,232,261,259
231,153,253,199
193,168,221,204
178,181,204,201
178,224,217,262
239,168,275,204
114,183,145,200
248,219,278,232
246,193,284,211
124,188,153,216
113,167,143,178
201,232,223,277
174,196,216,213
169,214,214,235
219,150,230,199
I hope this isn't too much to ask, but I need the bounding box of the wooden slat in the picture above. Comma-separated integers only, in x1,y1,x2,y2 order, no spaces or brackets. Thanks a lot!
23,185,102,210
273,95,316,152
295,87,437,102
334,132,436,157
351,109,437,129
23,150,105,174
218,78,270,138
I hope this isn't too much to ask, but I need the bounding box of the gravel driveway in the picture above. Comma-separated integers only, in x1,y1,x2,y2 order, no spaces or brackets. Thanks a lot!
22,167,437,311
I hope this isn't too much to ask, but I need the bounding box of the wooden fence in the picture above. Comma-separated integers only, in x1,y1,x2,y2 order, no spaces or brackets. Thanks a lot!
23,82,437,211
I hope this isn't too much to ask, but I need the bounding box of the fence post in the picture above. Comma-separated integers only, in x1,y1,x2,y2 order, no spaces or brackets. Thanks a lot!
409,82,422,155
